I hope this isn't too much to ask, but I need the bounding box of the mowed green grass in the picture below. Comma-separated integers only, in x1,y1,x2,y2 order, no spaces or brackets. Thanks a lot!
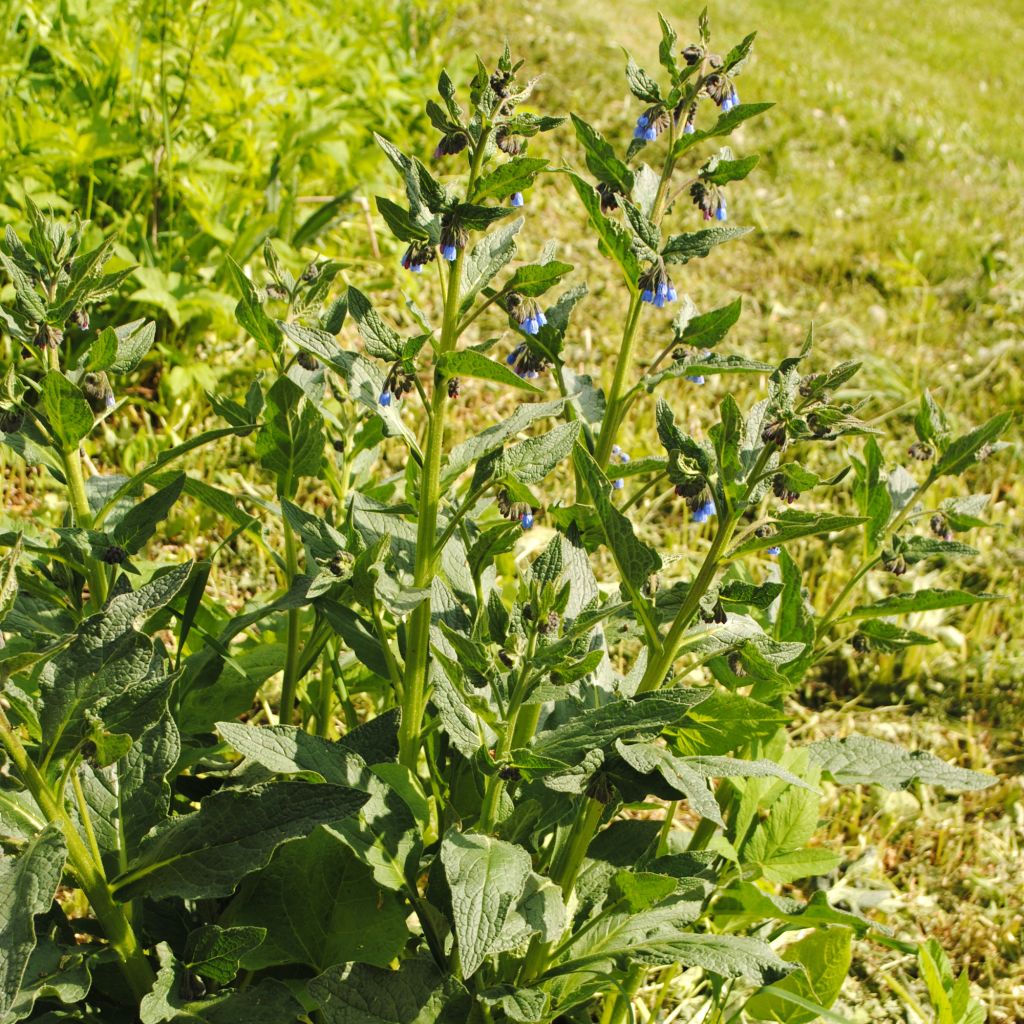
456,0,1023,1018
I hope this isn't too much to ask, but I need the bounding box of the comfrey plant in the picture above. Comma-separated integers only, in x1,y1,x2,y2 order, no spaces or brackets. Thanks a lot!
0,14,1011,1024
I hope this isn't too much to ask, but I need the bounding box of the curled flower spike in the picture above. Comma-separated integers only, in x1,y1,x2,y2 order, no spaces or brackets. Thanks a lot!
439,216,468,263
510,192,525,208
634,106,669,141
380,361,415,406
507,293,547,336
433,132,469,159
612,478,625,491
639,264,677,308
401,241,435,274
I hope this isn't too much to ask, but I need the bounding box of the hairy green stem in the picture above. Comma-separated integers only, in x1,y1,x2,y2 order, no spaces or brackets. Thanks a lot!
61,448,109,609
0,708,155,998
399,129,491,770
278,517,302,724
593,293,643,467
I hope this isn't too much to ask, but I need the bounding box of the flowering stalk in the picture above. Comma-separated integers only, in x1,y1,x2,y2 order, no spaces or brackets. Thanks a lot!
398,128,492,770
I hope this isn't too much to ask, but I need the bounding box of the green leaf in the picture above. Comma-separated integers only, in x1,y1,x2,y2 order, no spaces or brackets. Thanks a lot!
109,318,157,374
41,371,92,450
661,226,751,265
226,255,281,353
375,197,430,243
112,472,186,555
856,620,936,652
217,721,364,784
573,441,661,594
570,115,634,193
256,376,324,493
310,958,458,1024
484,422,580,486
624,57,662,103
38,564,191,762
567,173,640,284
615,740,724,825
460,218,523,309
0,826,67,1016
842,587,1000,620
441,830,533,977
676,297,742,350
933,411,1012,478
504,261,574,298
701,153,760,186
807,735,995,792
672,103,775,158
435,350,542,393
471,158,548,203
185,925,267,985
746,927,853,1024
730,510,868,557
221,827,409,971
533,689,710,764
112,781,369,901
347,287,405,361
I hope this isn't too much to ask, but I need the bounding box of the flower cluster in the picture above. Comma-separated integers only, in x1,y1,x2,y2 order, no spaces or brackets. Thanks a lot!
439,216,468,262
401,241,436,274
433,131,469,159
507,293,547,335
706,72,740,111
379,362,415,407
497,489,536,530
772,474,799,504
505,342,549,379
634,106,670,141
689,180,728,221
639,264,678,307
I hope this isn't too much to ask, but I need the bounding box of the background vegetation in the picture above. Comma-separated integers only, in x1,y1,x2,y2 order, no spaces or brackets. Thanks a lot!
1,0,1021,1019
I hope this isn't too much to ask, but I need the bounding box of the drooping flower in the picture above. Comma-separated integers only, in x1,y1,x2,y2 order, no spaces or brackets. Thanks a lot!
597,182,621,213
691,497,716,524
715,196,728,221
433,132,469,159
401,241,436,274
380,361,415,406
634,106,669,141
439,215,468,263
507,293,547,336
639,264,677,308
612,478,625,491
509,192,525,208
521,511,534,530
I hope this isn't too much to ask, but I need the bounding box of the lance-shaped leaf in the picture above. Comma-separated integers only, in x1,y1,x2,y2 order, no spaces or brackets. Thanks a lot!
38,563,191,762
471,157,548,203
675,297,742,350
217,721,366,784
661,226,751,265
570,114,634,194
225,255,281,353
442,397,565,486
441,830,533,977
435,349,543,393
532,689,711,764
700,153,760,186
729,510,868,558
255,376,324,491
842,587,1000,621
460,217,523,310
111,781,369,901
480,422,580,487
347,287,405,361
807,735,994,791
375,197,431,243
0,826,67,1016
184,925,267,986
614,740,725,824
574,441,661,593
108,318,157,374
503,260,574,298
933,411,1011,478
568,173,640,284
111,472,186,555
671,103,775,159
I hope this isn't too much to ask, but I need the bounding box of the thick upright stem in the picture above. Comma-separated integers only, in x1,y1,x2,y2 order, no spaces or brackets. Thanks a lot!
593,293,643,468
278,517,302,724
399,130,490,770
62,448,108,609
0,709,154,998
